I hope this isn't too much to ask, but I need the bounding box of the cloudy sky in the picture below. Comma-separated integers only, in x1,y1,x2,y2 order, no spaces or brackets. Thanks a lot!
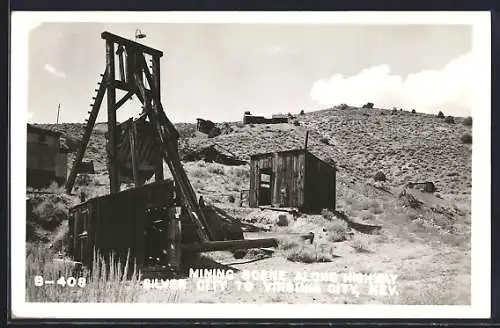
27,23,472,124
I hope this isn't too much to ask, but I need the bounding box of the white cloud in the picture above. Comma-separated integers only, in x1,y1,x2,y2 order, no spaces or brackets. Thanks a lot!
44,64,67,79
310,52,475,116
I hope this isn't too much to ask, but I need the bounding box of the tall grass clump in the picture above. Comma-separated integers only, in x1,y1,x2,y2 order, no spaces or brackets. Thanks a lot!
26,244,143,302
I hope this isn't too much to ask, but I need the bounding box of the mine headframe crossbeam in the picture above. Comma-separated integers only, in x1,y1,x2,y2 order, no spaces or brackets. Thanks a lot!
65,31,213,243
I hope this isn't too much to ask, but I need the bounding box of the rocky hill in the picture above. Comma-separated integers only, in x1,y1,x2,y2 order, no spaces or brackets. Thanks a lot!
35,106,472,197
27,105,473,305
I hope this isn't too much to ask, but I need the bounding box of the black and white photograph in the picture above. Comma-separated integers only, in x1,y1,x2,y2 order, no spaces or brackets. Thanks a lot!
10,11,491,319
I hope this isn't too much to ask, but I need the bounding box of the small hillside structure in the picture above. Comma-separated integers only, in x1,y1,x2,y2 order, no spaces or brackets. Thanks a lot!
249,149,336,212
183,144,248,166
243,114,289,125
27,124,70,188
196,118,216,134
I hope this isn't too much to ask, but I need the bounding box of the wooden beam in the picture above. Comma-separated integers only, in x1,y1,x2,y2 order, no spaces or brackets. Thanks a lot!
129,119,141,187
151,55,164,182
181,238,278,252
133,69,212,242
114,91,134,111
101,31,163,58
116,45,125,81
165,208,181,272
138,55,179,140
304,130,309,152
106,40,119,194
65,68,107,193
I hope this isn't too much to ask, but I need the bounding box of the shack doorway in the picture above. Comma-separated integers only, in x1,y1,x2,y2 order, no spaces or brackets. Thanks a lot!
258,168,273,206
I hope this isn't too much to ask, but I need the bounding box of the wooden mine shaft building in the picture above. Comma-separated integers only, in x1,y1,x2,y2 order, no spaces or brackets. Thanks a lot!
27,124,69,188
66,31,280,275
249,149,336,212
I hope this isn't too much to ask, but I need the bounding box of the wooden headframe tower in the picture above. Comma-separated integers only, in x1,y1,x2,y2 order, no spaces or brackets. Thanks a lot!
65,31,213,242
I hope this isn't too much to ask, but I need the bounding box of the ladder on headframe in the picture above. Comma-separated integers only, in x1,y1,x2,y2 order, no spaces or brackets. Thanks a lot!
65,31,213,242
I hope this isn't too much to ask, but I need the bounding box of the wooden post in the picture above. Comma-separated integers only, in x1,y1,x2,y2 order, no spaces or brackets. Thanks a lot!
129,120,141,187
166,207,180,273
303,130,309,210
151,55,164,182
56,104,60,124
65,68,107,194
106,40,119,194
175,212,182,273
304,130,309,153
116,45,125,82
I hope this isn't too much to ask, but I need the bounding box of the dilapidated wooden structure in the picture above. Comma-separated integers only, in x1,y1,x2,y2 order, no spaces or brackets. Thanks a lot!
196,118,216,134
69,179,176,268
249,148,336,212
406,181,436,193
183,144,248,166
27,124,70,188
66,32,280,276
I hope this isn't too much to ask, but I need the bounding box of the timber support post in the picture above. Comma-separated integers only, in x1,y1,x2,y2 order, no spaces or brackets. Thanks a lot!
106,39,119,194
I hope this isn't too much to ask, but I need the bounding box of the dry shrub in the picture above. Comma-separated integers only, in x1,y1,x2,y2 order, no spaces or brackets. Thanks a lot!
319,137,330,145
373,171,387,182
321,209,335,220
445,116,455,124
277,236,300,251
325,219,349,242
284,243,333,263
351,234,372,253
190,166,209,179
461,133,472,144
207,164,225,175
362,102,374,109
339,104,349,110
399,190,423,209
229,166,250,180
437,111,445,118
32,199,68,230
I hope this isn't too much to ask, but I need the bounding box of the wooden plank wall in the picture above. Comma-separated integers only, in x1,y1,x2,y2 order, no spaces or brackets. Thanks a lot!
304,153,336,212
249,152,306,208
273,152,306,208
69,180,175,269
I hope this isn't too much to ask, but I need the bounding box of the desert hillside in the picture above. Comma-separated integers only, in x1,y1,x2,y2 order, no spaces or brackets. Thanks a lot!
27,105,472,304
35,105,472,196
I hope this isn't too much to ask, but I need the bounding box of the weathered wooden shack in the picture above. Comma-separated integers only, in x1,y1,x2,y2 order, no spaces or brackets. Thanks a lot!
27,124,69,188
196,118,216,134
249,149,336,212
68,179,176,269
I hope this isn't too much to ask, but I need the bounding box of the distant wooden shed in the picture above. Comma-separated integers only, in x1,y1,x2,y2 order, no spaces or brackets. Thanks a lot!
249,149,336,212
